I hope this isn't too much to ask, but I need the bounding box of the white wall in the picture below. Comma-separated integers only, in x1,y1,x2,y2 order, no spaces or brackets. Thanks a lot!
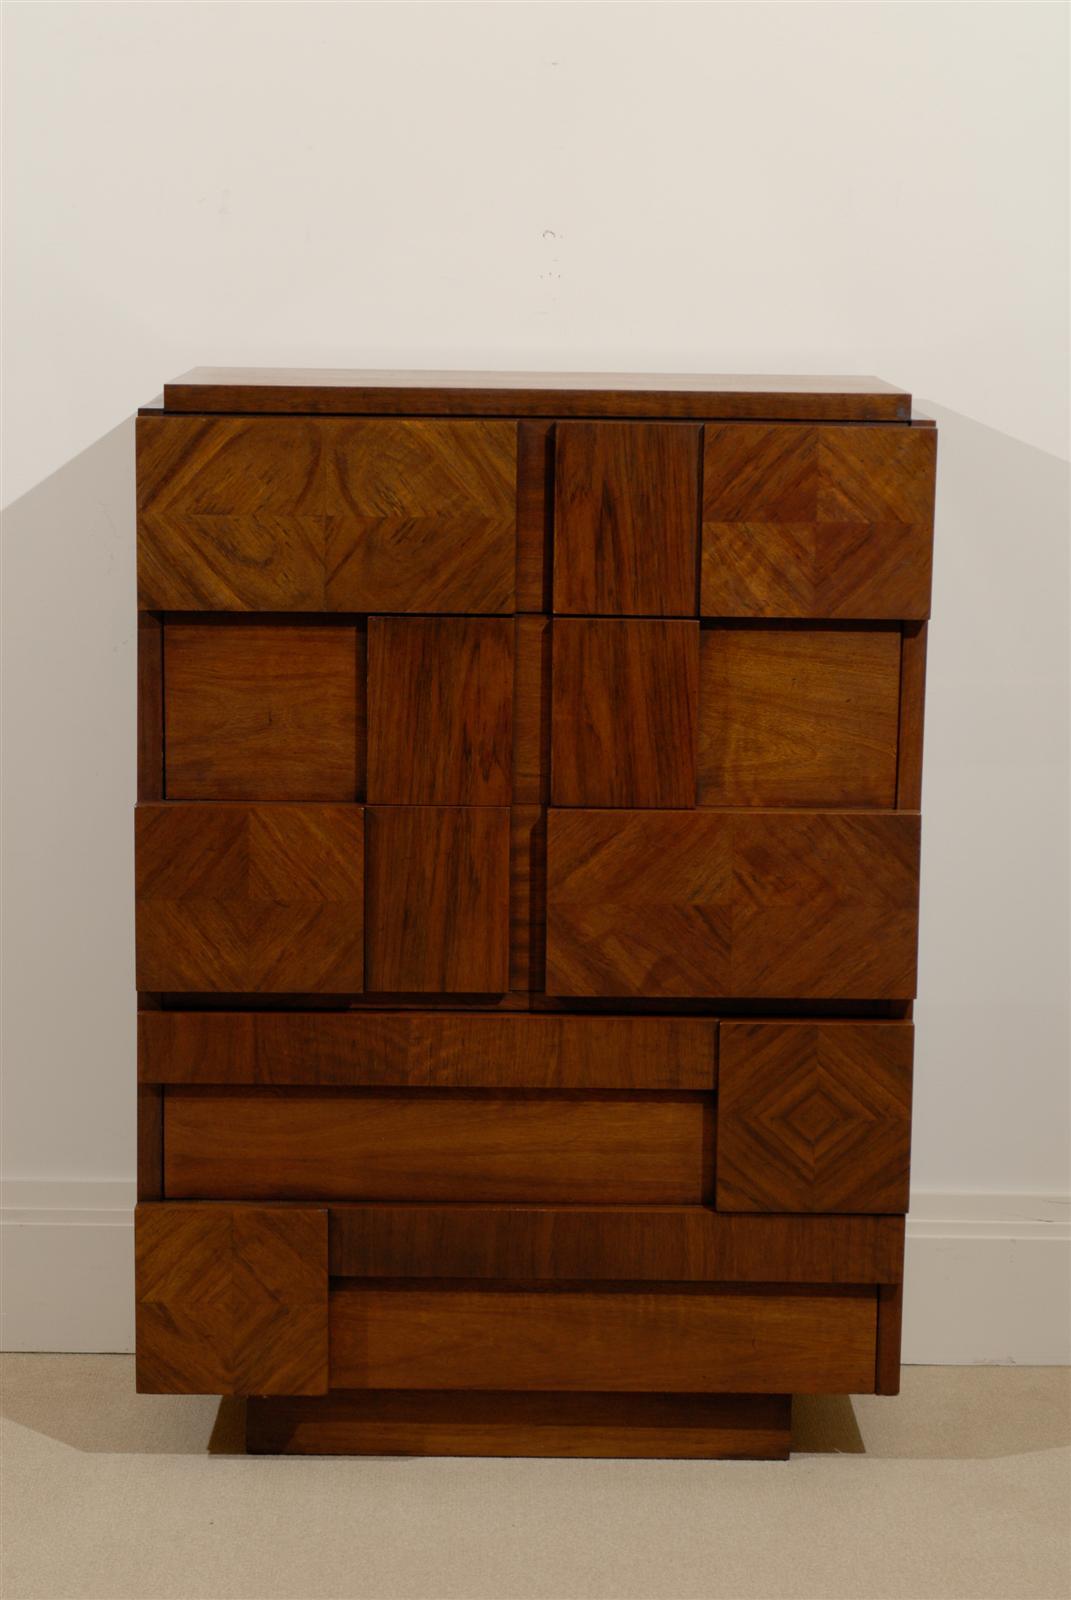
2,2,1069,1358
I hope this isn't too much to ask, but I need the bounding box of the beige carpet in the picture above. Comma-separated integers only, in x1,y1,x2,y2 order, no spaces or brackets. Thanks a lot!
1,1357,1068,1600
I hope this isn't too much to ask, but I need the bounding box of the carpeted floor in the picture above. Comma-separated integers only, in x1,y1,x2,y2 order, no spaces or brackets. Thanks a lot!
2,1356,1068,1600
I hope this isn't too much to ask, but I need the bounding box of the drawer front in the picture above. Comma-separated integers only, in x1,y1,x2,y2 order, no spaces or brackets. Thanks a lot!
329,1283,878,1394
162,1089,713,1204
546,809,920,999
139,1011,717,1091
137,415,517,613
716,1022,913,1213
701,423,935,619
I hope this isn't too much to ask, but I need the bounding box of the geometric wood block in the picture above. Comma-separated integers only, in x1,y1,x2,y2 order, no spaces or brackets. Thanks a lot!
698,625,901,807
554,423,701,615
364,806,510,993
551,619,699,806
138,1010,718,1090
162,1089,713,1205
716,1022,913,1213
701,424,935,619
135,1203,328,1395
137,416,328,611
367,617,514,804
324,420,517,612
328,1283,878,1394
246,1390,793,1460
546,808,920,999
135,803,363,993
164,623,361,801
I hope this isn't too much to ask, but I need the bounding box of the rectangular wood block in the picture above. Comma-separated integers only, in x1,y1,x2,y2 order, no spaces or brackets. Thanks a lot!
329,1284,878,1393
716,1021,913,1213
546,808,920,998
164,623,361,801
139,1010,718,1090
163,1089,713,1204
364,806,510,993
135,1203,328,1395
698,625,901,807
554,422,700,615
367,617,514,804
551,620,699,807
701,423,935,619
135,803,364,993
246,1390,792,1459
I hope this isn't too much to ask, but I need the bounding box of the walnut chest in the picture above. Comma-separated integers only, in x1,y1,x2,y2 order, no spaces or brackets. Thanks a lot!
134,369,935,1458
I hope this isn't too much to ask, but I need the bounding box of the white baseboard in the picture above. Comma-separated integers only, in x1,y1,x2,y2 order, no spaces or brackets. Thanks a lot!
2,1183,1068,1363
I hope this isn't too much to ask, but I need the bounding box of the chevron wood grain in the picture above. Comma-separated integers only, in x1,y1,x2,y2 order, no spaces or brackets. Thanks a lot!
325,419,517,612
135,1203,328,1395
554,422,700,615
137,416,327,610
552,619,700,807
367,617,514,804
135,803,364,992
716,1021,913,1212
545,809,920,998
698,624,901,807
701,423,935,619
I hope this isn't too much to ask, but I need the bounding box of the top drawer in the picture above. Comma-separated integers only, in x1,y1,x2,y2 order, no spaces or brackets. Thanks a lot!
137,416,518,613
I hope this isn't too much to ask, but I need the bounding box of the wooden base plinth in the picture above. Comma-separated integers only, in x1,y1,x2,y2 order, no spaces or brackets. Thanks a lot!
245,1390,791,1459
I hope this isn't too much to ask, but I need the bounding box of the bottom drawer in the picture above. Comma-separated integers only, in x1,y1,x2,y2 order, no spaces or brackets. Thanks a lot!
329,1282,877,1394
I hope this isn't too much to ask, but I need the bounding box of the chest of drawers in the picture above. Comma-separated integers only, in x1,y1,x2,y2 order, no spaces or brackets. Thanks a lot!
134,369,935,1458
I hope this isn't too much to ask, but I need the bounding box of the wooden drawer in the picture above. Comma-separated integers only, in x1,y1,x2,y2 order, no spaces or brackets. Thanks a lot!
162,1088,713,1204
717,1022,913,1214
546,809,920,999
137,415,517,613
139,1011,717,1091
329,1283,878,1394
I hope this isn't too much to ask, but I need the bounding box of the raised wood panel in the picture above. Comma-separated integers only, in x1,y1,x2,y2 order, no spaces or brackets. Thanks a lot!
366,618,513,805
554,423,700,615
509,805,546,994
716,1022,913,1213
163,1090,712,1205
164,623,361,801
546,809,920,999
551,620,699,807
513,617,551,804
364,807,510,993
324,420,516,612
135,803,363,993
137,416,326,610
329,1205,905,1284
139,1011,717,1090
246,1390,792,1459
329,1284,878,1394
698,626,901,807
701,424,935,619
135,1203,327,1395
515,420,553,610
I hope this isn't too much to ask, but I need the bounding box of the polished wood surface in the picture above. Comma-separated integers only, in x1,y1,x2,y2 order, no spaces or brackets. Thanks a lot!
139,1011,717,1090
329,1283,878,1393
161,367,912,422
329,1205,905,1284
512,616,551,803
163,1089,713,1204
701,424,935,619
135,1204,327,1395
246,1389,792,1459
551,620,699,807
717,1022,913,1213
554,423,700,615
367,618,513,804
698,625,901,808
135,803,364,993
546,809,921,998
164,623,361,800
364,806,510,993
897,622,928,808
